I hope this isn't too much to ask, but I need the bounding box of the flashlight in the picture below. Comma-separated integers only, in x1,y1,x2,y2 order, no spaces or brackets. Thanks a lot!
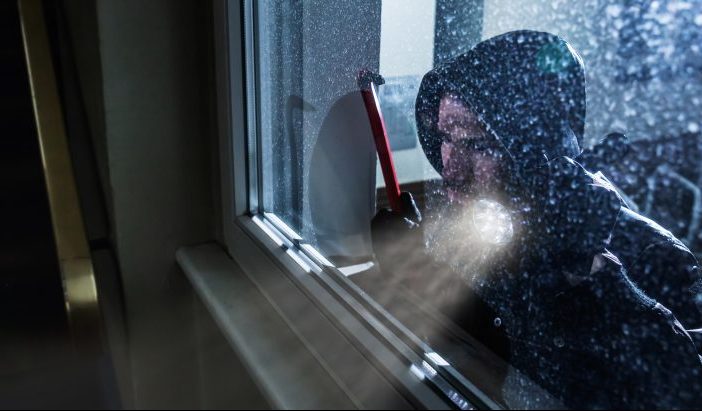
471,199,514,245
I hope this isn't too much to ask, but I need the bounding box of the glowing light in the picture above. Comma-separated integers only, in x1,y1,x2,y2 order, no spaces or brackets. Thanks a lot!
470,199,514,245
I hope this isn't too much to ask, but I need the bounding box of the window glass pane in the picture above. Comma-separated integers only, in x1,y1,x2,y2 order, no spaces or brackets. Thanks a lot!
257,0,380,258
252,0,702,408
377,0,441,187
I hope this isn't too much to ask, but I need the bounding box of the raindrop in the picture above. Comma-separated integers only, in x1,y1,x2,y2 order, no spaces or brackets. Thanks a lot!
606,5,622,18
494,317,502,328
553,337,565,348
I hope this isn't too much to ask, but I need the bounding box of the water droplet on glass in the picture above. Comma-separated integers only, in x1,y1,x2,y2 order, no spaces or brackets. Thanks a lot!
606,5,622,17
553,337,565,348
494,317,502,328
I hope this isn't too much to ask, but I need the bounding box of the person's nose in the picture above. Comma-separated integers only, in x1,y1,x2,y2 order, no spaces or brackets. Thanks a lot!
442,163,455,181
441,142,456,177
441,142,466,182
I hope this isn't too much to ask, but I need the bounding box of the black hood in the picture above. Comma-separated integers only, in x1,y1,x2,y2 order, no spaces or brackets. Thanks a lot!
416,30,586,175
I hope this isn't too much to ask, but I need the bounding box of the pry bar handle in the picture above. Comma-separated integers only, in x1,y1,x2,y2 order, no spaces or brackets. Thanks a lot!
358,70,404,214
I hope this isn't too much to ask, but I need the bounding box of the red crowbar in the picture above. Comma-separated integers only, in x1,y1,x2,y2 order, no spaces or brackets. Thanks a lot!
358,70,404,214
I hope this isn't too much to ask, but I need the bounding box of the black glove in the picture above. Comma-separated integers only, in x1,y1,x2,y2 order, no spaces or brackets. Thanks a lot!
516,157,622,276
578,132,630,171
371,192,423,273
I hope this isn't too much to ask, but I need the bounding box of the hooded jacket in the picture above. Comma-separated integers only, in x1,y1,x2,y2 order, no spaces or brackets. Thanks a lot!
415,30,702,333
380,30,702,407
416,30,585,175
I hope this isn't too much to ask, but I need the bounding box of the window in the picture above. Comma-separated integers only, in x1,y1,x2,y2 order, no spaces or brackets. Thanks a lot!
377,0,441,188
239,0,702,409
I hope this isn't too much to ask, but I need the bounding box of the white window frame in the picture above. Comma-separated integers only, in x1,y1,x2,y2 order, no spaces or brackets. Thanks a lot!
210,1,501,409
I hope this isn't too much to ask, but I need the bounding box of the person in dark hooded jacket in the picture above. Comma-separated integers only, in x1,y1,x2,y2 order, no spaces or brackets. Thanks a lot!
372,30,702,409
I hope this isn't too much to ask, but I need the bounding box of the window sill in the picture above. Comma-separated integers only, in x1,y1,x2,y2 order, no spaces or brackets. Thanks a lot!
176,239,445,409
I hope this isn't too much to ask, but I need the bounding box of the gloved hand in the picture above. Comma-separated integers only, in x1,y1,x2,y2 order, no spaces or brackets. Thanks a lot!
578,132,630,171
371,192,423,273
516,156,622,276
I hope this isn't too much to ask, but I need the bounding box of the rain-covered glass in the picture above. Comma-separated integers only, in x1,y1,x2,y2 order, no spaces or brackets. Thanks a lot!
253,0,702,408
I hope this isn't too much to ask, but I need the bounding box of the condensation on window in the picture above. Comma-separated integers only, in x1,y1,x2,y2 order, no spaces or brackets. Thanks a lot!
253,0,702,408
482,0,702,145
379,0,702,254
377,0,441,187
257,0,381,259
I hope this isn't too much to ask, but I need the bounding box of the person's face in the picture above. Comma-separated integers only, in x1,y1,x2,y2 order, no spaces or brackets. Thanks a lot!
437,94,506,202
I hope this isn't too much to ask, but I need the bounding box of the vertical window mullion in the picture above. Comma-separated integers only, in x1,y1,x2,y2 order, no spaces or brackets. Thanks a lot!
243,0,261,215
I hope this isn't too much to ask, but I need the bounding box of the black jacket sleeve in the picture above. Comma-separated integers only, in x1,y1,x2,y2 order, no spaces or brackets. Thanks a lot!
628,239,702,334
510,251,702,409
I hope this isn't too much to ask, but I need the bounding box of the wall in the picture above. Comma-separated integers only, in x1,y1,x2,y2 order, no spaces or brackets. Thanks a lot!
61,0,267,407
